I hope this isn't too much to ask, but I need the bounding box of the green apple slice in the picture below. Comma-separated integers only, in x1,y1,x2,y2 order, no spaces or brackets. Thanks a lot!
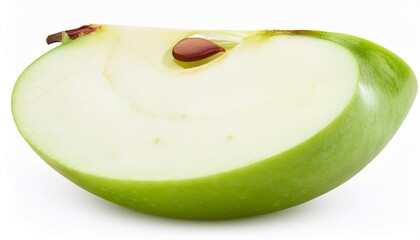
12,25,417,219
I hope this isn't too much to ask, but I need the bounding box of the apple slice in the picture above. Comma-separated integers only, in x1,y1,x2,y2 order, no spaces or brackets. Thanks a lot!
12,25,417,219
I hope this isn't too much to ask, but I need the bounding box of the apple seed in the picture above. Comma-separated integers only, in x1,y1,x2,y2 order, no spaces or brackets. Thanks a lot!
172,38,225,62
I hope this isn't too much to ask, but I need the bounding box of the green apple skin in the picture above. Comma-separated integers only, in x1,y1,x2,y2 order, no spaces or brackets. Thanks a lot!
14,29,417,220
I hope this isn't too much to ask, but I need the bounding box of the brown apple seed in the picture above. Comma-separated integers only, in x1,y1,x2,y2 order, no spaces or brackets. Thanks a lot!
172,38,225,62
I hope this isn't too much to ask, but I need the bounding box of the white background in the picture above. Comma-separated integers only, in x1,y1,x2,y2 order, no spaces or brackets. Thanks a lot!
1,0,419,239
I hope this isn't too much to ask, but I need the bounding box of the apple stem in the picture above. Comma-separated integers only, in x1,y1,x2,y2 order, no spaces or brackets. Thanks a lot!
46,25,98,44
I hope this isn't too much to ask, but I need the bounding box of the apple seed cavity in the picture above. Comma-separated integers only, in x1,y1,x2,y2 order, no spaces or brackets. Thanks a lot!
172,38,225,62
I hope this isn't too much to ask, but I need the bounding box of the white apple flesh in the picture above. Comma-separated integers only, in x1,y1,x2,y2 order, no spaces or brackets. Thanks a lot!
12,25,417,219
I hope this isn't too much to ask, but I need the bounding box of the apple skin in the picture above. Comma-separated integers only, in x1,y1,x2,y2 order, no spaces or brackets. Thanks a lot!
14,29,417,220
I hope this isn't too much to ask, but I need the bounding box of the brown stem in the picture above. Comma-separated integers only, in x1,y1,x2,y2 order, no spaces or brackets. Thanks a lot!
46,25,98,44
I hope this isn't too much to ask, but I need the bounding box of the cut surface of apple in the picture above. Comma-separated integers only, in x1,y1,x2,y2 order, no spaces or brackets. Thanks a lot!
13,27,358,180
12,25,417,219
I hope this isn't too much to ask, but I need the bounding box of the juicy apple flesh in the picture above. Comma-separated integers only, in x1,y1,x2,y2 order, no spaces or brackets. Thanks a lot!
12,25,417,219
